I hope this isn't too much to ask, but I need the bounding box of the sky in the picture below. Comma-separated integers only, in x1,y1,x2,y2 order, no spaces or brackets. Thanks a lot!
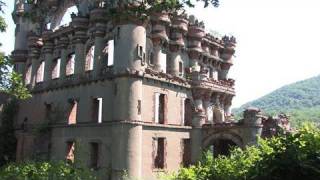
1,0,320,108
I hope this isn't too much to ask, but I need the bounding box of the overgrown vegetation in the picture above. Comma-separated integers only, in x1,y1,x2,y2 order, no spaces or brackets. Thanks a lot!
0,161,97,180
233,75,320,126
165,124,320,180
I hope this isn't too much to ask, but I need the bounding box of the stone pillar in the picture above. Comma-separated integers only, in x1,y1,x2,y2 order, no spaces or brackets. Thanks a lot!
71,15,89,75
151,12,170,72
203,92,213,123
58,36,69,79
111,77,143,179
190,89,206,163
190,111,206,164
12,1,34,76
42,31,54,82
212,93,225,123
187,17,205,67
90,8,107,77
242,108,263,145
219,36,236,80
224,95,233,120
27,34,43,87
168,45,181,76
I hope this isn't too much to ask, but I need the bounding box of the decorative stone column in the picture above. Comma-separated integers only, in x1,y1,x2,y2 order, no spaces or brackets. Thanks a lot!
42,30,54,82
90,8,107,77
187,16,205,67
212,92,225,123
71,15,89,75
242,108,263,145
151,12,170,72
224,95,234,120
203,92,213,123
27,33,43,87
168,14,188,77
58,36,69,79
219,36,236,80
190,89,206,163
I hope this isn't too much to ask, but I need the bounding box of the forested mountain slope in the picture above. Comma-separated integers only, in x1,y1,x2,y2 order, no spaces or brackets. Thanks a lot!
233,75,320,126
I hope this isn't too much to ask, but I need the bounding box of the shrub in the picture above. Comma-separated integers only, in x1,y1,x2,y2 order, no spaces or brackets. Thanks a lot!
0,161,97,180
166,124,320,180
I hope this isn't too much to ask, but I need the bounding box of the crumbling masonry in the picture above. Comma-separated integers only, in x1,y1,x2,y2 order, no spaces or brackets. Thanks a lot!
11,0,264,179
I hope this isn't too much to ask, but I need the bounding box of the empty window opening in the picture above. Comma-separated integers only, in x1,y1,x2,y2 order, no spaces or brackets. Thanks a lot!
138,100,141,115
36,61,45,83
90,142,99,169
184,99,192,126
85,46,95,71
106,40,114,66
51,6,78,30
159,50,167,73
66,141,75,163
137,45,143,58
117,27,120,39
155,93,166,124
182,139,191,167
68,100,78,125
66,53,75,76
179,61,183,76
92,98,103,123
149,52,154,65
52,58,61,79
154,138,166,169
45,103,52,120
25,64,32,85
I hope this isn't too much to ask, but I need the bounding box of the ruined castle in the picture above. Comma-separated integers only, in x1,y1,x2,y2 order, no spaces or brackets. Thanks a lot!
11,0,264,179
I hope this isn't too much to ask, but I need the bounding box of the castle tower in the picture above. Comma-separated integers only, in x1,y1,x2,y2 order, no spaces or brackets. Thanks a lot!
11,1,264,179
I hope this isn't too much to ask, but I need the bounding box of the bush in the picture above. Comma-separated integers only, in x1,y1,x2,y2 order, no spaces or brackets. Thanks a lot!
167,124,320,180
0,161,97,180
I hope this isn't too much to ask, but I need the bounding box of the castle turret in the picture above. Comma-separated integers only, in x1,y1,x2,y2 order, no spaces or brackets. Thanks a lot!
12,0,37,75
168,14,188,77
219,36,236,80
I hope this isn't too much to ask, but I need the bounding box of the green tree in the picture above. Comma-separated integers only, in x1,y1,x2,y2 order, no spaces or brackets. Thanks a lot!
0,1,30,99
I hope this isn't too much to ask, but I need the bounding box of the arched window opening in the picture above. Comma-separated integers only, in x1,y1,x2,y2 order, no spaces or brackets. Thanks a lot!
85,46,95,71
25,64,32,85
103,40,114,66
36,61,45,83
52,58,61,79
66,53,75,76
54,6,78,30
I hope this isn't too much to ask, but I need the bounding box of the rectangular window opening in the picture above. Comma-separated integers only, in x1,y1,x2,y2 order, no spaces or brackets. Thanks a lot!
52,58,61,79
184,99,192,126
107,40,114,66
85,46,95,71
68,100,78,125
66,141,75,163
182,139,191,167
92,97,103,123
66,53,75,76
90,142,99,169
155,93,166,124
154,138,165,169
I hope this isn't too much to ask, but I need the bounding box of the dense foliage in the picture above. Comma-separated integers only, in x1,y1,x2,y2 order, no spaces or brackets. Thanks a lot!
165,124,320,180
0,161,97,180
0,100,17,167
233,75,320,126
